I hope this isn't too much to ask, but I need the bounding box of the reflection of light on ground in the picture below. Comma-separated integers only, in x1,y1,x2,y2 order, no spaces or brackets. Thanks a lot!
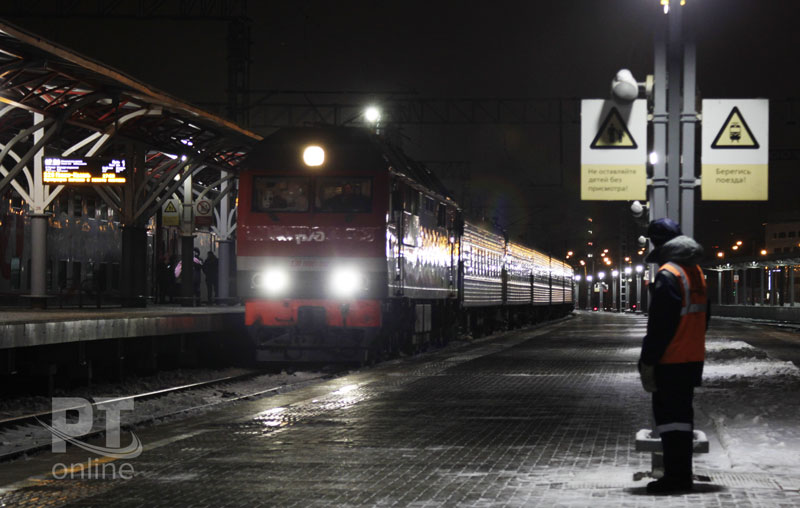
255,407,286,427
331,384,359,395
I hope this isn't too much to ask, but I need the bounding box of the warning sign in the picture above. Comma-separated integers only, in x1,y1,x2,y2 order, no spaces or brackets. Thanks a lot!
194,198,213,228
711,106,759,149
162,198,180,226
580,99,647,201
702,99,768,201
590,108,638,149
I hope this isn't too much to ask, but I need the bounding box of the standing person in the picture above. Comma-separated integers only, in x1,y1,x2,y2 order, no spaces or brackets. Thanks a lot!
203,251,219,304
192,248,203,301
638,218,710,494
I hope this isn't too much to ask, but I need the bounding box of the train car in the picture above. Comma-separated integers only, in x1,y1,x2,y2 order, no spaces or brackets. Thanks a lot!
237,126,573,364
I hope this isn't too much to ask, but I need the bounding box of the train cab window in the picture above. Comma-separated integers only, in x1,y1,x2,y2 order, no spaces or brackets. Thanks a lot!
316,177,371,213
405,188,420,215
252,176,310,212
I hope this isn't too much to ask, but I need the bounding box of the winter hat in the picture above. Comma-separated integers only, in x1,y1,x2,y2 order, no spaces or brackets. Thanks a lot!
647,218,682,248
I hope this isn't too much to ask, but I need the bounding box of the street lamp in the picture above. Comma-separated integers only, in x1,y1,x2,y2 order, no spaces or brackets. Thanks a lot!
611,270,619,311
598,272,606,310
586,274,594,310
635,265,644,312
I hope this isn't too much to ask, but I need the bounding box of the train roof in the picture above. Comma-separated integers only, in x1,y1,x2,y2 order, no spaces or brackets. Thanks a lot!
244,126,455,203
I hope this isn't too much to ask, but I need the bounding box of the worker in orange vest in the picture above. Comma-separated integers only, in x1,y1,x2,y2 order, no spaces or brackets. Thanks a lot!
638,218,710,494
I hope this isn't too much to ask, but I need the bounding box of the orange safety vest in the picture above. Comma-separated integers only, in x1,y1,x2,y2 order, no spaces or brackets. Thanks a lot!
658,262,707,364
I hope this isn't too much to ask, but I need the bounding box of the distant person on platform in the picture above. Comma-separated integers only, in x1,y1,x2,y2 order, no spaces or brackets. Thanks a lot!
173,249,204,301
203,251,219,304
638,218,710,494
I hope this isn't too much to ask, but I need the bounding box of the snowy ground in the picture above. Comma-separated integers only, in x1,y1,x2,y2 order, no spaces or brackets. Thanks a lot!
695,335,800,476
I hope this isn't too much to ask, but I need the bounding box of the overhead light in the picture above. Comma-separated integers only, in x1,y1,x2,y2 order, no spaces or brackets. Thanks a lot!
303,145,325,167
364,106,381,123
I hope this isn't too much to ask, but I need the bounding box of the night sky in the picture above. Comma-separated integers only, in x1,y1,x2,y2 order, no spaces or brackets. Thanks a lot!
4,0,800,264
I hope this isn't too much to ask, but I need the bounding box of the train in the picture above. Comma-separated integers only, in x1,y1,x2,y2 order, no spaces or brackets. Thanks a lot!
237,126,574,364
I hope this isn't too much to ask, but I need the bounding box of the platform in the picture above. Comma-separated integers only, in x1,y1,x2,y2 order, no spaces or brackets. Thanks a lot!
0,305,245,349
1,311,799,506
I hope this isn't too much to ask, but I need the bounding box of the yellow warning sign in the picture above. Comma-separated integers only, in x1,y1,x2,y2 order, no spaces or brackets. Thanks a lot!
162,199,180,226
701,164,768,200
590,108,638,149
711,106,759,149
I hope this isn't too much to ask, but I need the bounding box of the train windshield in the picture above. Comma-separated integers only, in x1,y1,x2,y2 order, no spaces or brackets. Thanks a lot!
252,176,310,212
315,177,372,213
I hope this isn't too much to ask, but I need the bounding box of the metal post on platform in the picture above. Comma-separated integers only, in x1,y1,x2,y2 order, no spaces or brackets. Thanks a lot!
666,5,682,223
586,276,593,310
680,6,697,238
790,265,796,307
181,169,196,306
215,171,236,303
717,271,722,305
760,268,765,305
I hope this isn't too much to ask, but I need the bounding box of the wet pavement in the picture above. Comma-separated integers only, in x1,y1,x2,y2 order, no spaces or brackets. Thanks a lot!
1,311,799,507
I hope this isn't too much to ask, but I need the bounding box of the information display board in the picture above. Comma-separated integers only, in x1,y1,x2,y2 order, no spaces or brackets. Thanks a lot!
43,157,126,184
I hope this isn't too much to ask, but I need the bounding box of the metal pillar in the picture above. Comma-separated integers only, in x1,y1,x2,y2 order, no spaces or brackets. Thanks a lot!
636,274,643,312
759,268,765,305
734,270,739,305
743,269,749,305
612,276,617,312
790,265,796,306
587,281,593,310
599,282,605,310
680,11,697,238
717,271,722,305
666,6,682,222
180,171,196,306
215,172,236,302
651,22,668,221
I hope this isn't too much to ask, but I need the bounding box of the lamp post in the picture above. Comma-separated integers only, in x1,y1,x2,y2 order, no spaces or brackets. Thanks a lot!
574,275,582,309
635,265,644,312
624,266,633,311
586,275,594,310
598,271,606,310
611,270,619,312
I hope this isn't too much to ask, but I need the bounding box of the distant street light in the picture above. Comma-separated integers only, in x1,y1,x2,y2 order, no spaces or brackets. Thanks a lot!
364,106,381,123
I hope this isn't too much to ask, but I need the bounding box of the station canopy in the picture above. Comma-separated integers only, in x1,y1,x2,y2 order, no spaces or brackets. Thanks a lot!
0,19,262,190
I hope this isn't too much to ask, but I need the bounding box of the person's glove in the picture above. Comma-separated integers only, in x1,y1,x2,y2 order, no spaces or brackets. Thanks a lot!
638,360,657,393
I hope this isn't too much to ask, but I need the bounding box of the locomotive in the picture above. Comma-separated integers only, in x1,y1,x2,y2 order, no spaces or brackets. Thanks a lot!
237,126,573,363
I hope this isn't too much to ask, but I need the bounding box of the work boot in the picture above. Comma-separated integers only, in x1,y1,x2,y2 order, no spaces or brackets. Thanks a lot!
646,475,693,494
647,431,693,494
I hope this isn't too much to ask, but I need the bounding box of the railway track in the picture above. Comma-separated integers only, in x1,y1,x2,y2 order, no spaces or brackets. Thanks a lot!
0,369,333,462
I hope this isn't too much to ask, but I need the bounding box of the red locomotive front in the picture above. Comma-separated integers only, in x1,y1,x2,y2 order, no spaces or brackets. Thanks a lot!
238,127,391,363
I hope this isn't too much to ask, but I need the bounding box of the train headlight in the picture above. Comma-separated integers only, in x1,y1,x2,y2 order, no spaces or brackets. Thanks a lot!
302,145,325,167
255,268,290,295
329,267,363,299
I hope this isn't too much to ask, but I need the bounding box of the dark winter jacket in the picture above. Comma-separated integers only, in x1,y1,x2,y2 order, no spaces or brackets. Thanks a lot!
640,235,710,388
